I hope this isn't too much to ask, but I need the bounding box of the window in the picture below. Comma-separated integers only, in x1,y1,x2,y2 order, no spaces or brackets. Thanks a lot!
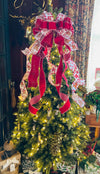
87,0,100,92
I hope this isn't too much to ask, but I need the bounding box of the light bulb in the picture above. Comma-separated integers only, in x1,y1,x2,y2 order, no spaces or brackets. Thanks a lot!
29,152,33,157
41,140,43,144
42,127,45,130
25,132,28,135
44,119,47,123
48,0,52,5
13,133,16,137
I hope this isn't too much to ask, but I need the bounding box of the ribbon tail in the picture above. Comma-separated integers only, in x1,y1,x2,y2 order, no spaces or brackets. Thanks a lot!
56,56,70,114
72,93,85,108
19,56,31,101
20,80,28,101
28,55,40,88
59,92,71,114
47,62,58,86
62,61,69,87
56,56,63,93
29,95,40,114
40,58,46,97
29,58,46,115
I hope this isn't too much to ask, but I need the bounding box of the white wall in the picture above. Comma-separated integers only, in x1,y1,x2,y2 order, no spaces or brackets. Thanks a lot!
87,0,100,92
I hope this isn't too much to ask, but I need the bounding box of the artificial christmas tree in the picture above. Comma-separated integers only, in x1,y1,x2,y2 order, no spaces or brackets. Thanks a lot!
12,5,90,174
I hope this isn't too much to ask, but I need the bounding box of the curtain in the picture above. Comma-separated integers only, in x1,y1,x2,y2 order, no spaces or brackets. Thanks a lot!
65,0,95,81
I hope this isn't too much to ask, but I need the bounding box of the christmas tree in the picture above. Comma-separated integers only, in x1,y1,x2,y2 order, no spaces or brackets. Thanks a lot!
12,4,90,174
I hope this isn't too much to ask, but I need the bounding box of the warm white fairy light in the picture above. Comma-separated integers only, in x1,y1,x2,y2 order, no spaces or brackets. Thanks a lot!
42,126,45,130
48,0,52,5
25,131,28,135
41,140,43,144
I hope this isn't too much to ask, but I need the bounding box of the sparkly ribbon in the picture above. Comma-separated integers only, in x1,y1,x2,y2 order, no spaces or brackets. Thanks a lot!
21,11,85,114
68,59,85,107
19,44,33,101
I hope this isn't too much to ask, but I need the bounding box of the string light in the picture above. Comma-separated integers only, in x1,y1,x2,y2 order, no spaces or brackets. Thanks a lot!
36,115,38,118
52,56,55,59
68,111,72,115
38,143,40,146
48,0,52,5
23,102,27,107
55,49,58,53
36,161,39,164
13,133,16,137
44,119,47,123
42,126,45,130
29,152,33,157
46,102,49,105
25,131,28,136
40,140,43,144
70,107,73,110
24,122,27,125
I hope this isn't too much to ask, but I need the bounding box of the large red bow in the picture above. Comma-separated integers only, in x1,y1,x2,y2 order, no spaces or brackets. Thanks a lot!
22,11,78,115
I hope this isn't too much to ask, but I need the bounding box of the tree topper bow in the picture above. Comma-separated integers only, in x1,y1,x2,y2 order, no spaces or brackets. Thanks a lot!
21,11,85,115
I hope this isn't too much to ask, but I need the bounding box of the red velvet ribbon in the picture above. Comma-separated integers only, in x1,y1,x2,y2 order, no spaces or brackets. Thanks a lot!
33,18,74,35
56,56,70,114
28,55,40,88
29,58,46,114
28,15,73,114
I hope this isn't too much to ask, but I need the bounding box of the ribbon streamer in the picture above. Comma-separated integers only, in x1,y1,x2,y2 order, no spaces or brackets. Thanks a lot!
68,59,85,107
19,54,31,101
29,58,46,114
